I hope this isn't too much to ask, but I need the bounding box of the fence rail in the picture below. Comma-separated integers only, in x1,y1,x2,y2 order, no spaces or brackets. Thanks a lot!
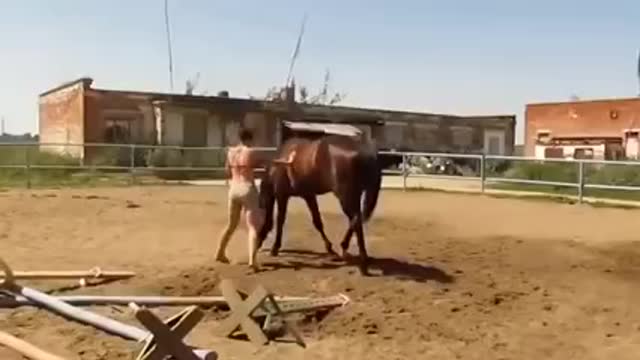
1,142,640,204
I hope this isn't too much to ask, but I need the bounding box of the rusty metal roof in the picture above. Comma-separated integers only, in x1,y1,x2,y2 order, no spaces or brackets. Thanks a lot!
283,121,362,136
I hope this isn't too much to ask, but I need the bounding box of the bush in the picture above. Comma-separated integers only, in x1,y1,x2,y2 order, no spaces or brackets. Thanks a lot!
500,161,578,183
0,146,83,186
494,160,640,187
586,164,640,187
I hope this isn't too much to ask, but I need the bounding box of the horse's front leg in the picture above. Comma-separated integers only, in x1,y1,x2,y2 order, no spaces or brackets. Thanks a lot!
271,195,290,257
303,195,337,257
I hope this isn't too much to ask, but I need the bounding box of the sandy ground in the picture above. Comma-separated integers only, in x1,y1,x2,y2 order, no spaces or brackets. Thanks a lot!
1,186,640,360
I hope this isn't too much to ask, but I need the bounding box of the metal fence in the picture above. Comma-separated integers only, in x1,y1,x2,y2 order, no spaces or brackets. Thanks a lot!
1,142,640,203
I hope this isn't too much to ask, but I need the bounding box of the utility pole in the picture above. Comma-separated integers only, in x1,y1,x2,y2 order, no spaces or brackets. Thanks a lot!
1,116,5,135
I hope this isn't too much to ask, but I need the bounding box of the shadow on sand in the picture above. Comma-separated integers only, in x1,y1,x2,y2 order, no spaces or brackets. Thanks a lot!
261,249,455,284
45,278,125,294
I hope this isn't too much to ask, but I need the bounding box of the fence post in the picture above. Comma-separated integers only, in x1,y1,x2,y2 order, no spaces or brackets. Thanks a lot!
129,144,136,186
25,145,31,189
401,153,408,192
480,154,486,193
577,161,585,203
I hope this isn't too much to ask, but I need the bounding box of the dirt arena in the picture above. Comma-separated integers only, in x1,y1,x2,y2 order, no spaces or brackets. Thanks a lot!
1,186,640,360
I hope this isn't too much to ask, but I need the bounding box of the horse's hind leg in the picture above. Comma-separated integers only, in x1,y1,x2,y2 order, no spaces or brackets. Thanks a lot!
271,196,290,257
337,195,357,258
304,195,337,257
352,210,370,276
338,193,370,275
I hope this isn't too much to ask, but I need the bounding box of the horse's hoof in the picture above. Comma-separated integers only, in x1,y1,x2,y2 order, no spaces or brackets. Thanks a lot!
359,268,372,277
270,250,280,257
214,256,231,264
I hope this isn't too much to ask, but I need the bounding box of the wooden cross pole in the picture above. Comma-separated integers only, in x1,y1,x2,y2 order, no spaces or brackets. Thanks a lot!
130,303,215,360
215,279,305,347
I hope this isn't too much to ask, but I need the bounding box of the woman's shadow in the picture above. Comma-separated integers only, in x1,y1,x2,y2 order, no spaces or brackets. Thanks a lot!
264,249,455,284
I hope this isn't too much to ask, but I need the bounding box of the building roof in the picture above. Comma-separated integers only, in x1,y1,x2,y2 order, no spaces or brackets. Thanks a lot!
527,96,640,107
39,77,94,97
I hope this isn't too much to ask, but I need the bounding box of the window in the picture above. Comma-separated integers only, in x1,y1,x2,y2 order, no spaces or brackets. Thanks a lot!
483,129,505,155
573,148,594,160
183,113,208,147
451,126,473,147
413,123,437,146
544,147,564,159
537,131,551,143
385,122,405,147
104,119,131,144
487,136,501,155
625,131,639,138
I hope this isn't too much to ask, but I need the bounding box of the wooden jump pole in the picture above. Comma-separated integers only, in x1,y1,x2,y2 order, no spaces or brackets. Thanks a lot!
0,268,135,281
0,258,216,360
0,331,67,360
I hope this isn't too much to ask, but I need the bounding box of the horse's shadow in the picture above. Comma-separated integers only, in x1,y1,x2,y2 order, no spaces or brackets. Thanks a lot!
261,249,455,284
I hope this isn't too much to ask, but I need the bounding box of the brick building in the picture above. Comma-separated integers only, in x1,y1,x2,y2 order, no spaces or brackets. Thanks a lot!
39,77,516,163
526,97,640,160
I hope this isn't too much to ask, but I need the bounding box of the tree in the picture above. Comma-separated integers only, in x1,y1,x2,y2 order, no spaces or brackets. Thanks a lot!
260,69,346,105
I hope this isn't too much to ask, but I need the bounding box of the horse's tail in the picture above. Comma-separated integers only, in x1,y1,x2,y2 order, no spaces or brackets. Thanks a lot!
361,152,382,223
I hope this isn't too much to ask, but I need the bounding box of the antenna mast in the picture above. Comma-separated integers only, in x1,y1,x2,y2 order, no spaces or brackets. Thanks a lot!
637,48,640,96
285,13,308,87
164,0,175,92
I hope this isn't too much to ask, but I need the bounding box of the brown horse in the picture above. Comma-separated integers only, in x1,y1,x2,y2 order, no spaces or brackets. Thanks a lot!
257,134,382,276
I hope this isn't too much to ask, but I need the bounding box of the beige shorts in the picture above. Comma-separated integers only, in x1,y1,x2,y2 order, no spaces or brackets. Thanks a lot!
229,181,259,208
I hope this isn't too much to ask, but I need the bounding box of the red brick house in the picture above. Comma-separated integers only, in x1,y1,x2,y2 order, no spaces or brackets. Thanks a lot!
525,97,640,160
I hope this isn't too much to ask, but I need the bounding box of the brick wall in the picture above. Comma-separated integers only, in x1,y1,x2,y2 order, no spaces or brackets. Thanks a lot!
38,82,86,157
84,90,155,144
525,98,640,156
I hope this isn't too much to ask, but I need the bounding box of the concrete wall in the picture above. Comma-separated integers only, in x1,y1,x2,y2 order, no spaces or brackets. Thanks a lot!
525,98,640,156
242,112,279,147
206,114,224,147
38,82,85,157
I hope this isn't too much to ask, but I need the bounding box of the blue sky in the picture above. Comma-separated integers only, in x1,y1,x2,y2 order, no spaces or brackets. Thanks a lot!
1,0,639,143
